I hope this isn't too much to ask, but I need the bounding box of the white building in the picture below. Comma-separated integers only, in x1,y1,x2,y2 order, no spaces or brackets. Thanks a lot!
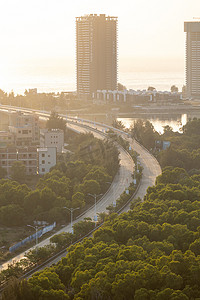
40,129,64,153
37,147,57,175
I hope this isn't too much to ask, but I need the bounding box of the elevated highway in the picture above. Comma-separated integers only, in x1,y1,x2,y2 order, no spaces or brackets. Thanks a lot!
0,105,161,271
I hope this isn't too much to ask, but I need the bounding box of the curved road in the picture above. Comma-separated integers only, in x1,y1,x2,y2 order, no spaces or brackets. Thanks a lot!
0,106,161,271
0,114,134,271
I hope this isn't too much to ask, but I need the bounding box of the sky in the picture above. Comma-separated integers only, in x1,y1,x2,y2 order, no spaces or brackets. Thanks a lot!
0,0,200,92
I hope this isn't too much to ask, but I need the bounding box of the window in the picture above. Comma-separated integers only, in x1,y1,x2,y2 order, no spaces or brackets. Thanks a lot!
42,168,45,172
42,160,45,164
48,162,50,164
22,130,28,134
42,153,45,157
48,155,50,157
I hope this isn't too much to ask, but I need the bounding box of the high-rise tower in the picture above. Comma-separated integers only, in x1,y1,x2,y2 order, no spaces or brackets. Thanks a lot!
184,22,200,99
76,14,118,99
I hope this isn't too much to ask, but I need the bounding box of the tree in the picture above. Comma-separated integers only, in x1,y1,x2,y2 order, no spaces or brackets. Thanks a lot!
118,83,127,91
112,119,125,130
40,187,57,211
46,111,66,133
0,166,6,179
147,86,156,91
79,180,101,198
171,85,179,93
24,190,40,215
0,204,25,226
10,161,26,182
72,192,85,209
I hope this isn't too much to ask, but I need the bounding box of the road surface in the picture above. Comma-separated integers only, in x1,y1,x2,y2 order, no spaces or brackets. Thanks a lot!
0,119,134,271
0,106,161,271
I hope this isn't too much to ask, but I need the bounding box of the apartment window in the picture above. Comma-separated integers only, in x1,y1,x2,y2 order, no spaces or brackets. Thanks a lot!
42,168,45,172
42,160,45,164
42,153,45,157
29,154,32,158
48,155,50,157
18,130,21,133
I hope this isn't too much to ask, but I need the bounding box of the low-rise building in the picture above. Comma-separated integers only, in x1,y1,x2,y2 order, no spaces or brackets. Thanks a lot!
0,131,14,148
93,89,182,104
9,111,40,146
0,147,37,175
40,129,64,153
37,147,57,175
0,146,57,176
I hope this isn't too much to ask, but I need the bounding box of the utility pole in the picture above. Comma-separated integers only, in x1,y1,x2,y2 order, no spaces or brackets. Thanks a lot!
88,193,103,225
27,224,44,253
64,207,80,234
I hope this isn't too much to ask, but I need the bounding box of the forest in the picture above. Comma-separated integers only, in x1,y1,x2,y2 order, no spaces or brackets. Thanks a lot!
2,166,200,299
0,132,119,261
130,118,200,172
2,118,200,299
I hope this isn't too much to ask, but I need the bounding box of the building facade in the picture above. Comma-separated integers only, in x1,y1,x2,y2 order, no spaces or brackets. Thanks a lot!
40,129,64,153
0,131,14,148
0,147,37,175
37,147,57,175
76,14,118,99
9,111,40,146
0,146,57,176
184,22,200,99
93,89,181,104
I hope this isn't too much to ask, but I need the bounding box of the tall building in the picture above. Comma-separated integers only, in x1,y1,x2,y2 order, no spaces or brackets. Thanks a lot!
184,22,200,99
76,14,118,99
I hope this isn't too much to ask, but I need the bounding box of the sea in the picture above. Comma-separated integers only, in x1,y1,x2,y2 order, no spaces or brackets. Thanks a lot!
0,71,185,95
1,70,191,133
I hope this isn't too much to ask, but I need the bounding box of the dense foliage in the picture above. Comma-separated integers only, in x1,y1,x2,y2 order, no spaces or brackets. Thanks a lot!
131,118,200,172
3,167,200,299
46,111,67,133
0,134,119,234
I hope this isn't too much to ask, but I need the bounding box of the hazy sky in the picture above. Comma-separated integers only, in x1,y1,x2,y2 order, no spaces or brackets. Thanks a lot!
0,0,200,87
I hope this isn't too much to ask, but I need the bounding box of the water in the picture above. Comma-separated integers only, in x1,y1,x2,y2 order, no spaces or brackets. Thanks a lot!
0,71,184,95
117,114,188,134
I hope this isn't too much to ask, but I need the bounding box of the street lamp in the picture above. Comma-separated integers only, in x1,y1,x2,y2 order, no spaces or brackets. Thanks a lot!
88,193,103,225
27,224,44,253
64,207,80,234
